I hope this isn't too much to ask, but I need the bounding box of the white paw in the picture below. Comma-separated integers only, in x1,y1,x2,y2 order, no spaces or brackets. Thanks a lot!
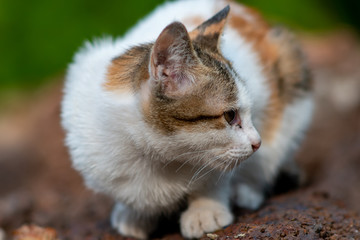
111,203,154,240
180,204,233,239
234,183,264,210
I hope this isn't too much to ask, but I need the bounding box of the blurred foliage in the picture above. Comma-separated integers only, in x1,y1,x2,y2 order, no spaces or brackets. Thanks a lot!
0,0,359,93
240,0,338,30
241,0,360,31
0,0,165,92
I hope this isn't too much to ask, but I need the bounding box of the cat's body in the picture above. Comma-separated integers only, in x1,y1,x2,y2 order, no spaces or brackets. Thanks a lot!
61,0,313,239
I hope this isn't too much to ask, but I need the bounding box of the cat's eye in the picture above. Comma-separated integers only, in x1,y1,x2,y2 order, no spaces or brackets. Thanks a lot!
224,109,237,125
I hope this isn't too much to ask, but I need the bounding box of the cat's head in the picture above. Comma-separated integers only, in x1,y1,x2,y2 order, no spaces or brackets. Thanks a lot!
140,6,261,171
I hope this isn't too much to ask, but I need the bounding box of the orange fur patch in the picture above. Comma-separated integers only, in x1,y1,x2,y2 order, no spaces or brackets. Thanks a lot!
104,45,151,93
105,59,134,93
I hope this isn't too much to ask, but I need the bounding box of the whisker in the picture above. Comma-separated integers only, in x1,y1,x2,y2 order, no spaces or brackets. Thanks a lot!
188,156,221,186
217,159,232,184
193,155,220,177
175,153,206,172
229,158,239,180
193,159,226,183
190,152,211,172
190,155,226,184
162,149,211,169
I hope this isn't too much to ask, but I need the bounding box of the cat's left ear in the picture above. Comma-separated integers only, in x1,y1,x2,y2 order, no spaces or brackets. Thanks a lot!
189,5,230,51
150,22,198,98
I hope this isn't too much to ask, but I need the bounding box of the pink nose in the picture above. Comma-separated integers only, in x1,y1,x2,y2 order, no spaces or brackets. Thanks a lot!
252,142,261,152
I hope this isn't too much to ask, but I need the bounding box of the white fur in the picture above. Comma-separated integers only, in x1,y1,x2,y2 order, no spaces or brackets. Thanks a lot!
61,0,313,239
221,27,270,126
233,96,314,209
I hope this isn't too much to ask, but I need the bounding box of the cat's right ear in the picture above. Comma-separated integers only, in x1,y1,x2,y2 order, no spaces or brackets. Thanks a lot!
150,22,198,98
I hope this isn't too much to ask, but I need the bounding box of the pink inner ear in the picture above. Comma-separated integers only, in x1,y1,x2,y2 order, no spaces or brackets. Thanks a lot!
150,21,197,97
162,71,193,95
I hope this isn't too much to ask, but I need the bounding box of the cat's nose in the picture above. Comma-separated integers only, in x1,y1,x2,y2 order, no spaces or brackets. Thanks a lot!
252,141,261,152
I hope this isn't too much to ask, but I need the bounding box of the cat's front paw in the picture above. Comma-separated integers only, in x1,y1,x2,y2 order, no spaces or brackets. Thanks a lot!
111,203,154,240
233,183,264,210
180,203,233,239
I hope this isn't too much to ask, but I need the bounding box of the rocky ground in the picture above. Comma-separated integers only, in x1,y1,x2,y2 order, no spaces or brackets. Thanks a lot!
0,31,360,240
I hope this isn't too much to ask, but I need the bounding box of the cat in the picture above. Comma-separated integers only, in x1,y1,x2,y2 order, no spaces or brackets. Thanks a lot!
61,0,313,239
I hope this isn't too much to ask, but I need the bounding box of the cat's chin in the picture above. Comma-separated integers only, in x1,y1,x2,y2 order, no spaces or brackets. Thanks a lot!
204,149,254,172
160,147,253,173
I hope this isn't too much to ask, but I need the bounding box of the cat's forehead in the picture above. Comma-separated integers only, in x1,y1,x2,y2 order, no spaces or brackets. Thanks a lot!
193,46,239,103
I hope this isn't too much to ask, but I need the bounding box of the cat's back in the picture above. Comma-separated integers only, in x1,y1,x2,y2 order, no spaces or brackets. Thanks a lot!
63,0,270,95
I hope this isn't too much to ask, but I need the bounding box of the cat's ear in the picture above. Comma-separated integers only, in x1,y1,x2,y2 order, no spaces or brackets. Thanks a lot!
150,22,198,98
189,5,230,51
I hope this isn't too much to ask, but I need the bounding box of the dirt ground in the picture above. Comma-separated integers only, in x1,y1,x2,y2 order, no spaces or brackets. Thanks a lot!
0,31,360,240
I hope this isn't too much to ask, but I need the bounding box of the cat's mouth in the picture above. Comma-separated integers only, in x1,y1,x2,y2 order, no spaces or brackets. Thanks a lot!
161,145,255,174
184,148,254,184
197,147,255,172
219,150,254,170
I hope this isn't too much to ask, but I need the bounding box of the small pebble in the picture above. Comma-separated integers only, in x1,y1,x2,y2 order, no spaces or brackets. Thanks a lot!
234,233,246,238
206,233,219,239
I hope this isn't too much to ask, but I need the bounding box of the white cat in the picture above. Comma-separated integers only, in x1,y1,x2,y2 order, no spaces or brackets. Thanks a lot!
61,0,313,239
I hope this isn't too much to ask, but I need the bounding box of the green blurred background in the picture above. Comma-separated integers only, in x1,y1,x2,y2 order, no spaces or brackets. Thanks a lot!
0,0,359,99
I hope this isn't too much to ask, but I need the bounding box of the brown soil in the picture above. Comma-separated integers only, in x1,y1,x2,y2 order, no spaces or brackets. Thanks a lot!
0,31,360,240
